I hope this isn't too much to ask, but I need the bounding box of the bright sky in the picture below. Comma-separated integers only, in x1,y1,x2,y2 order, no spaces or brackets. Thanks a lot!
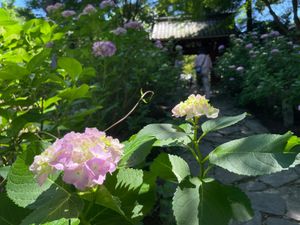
12,0,296,20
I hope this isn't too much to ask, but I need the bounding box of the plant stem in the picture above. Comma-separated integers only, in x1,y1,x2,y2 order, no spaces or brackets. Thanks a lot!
192,117,205,178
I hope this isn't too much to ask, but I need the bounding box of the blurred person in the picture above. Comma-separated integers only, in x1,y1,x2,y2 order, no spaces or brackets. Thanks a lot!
194,48,212,98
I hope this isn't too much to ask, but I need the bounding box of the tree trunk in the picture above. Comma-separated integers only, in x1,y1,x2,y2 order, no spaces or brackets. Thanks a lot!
261,0,289,34
292,0,300,30
246,0,253,31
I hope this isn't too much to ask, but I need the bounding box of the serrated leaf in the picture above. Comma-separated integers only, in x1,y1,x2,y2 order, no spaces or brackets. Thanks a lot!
0,193,31,225
116,168,143,191
57,57,82,81
150,153,190,183
172,178,253,225
20,183,83,225
120,135,156,167
80,185,125,217
201,113,247,134
6,157,57,208
209,132,299,176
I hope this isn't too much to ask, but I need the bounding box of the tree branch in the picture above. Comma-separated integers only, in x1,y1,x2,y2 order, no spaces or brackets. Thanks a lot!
261,0,288,34
292,0,300,30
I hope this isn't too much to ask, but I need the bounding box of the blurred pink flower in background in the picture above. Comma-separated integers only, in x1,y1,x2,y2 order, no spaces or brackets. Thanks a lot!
61,10,76,17
100,0,115,9
124,21,143,29
111,27,127,35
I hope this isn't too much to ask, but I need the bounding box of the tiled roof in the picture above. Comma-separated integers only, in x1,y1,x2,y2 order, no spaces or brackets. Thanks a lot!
151,18,234,40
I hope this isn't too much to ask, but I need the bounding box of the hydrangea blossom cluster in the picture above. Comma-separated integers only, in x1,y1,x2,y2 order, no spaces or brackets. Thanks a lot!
236,66,244,73
124,21,143,29
245,43,253,49
111,27,127,35
270,48,280,54
172,94,219,120
82,4,97,14
100,0,115,9
46,3,64,13
218,45,225,51
92,41,116,57
61,10,76,17
155,40,163,49
30,128,124,190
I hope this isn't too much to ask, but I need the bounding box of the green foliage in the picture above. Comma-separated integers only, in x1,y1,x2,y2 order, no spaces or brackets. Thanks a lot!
6,157,57,208
209,132,298,175
150,153,191,183
201,113,247,134
172,178,253,225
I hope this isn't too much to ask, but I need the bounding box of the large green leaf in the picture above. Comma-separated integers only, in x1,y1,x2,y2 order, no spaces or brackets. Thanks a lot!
0,63,29,80
80,185,125,217
150,153,190,183
201,113,247,134
6,157,56,208
20,184,83,225
58,84,90,102
172,178,253,225
119,135,156,167
0,193,31,225
209,132,299,176
27,49,51,72
137,123,188,140
57,57,82,81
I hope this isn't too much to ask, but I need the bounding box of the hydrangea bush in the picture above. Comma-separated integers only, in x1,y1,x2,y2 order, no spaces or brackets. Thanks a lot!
215,30,300,126
2,94,299,225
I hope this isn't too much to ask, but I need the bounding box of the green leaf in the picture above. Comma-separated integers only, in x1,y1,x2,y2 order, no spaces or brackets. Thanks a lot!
58,84,90,102
6,157,57,208
80,186,125,217
57,57,82,81
172,178,253,225
0,193,31,225
137,123,187,140
41,218,80,225
116,168,143,191
201,113,247,134
150,153,190,183
0,9,17,26
120,135,156,167
20,184,83,225
0,63,29,80
0,166,11,179
27,49,51,72
209,132,299,176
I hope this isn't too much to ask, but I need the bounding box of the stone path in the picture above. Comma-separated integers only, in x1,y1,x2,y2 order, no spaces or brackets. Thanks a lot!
179,94,300,225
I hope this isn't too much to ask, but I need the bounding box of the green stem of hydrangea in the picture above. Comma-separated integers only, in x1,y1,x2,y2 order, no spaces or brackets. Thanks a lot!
193,117,205,178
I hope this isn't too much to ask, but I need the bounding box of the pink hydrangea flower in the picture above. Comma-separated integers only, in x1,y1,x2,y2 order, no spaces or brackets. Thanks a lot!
61,10,76,17
124,21,143,29
100,0,115,9
30,128,124,190
172,94,219,120
270,30,280,37
111,27,127,35
82,4,97,14
92,41,116,57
